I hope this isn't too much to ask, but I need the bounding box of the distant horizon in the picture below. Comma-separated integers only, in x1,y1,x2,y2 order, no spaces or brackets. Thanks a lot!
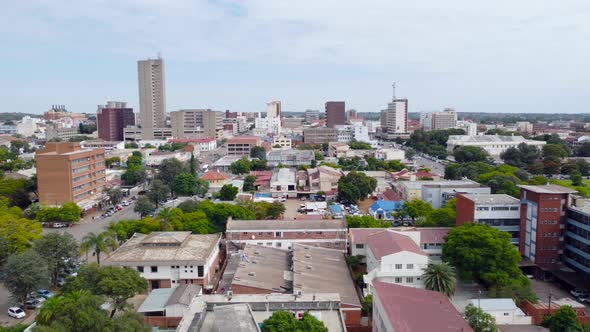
2,1,590,114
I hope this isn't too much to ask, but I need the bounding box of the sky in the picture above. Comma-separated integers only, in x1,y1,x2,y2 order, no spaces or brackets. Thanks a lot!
1,0,590,114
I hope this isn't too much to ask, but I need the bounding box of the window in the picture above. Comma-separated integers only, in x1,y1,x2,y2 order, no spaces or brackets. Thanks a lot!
150,266,158,273
407,264,414,269
275,232,282,237
276,242,282,248
355,244,364,249
395,264,402,269
406,277,414,283
394,277,402,283
503,313,509,316
137,266,144,273
197,266,204,277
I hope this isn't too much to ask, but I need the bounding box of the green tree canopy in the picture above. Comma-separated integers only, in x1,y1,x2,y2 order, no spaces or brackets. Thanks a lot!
541,305,586,332
422,262,456,297
250,146,267,160
261,311,328,332
464,303,497,332
219,184,238,201
349,140,372,150
33,232,79,287
105,187,124,206
148,179,170,207
158,158,186,195
230,157,252,175
337,171,377,203
134,196,155,218
4,249,49,308
79,231,118,265
243,175,256,192
173,172,197,196
346,215,389,228
453,146,490,163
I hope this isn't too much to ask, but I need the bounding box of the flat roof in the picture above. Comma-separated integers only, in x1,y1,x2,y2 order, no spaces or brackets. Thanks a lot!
226,219,347,231
461,194,520,205
137,284,201,313
232,245,292,293
212,304,260,332
271,168,296,183
292,244,361,307
518,185,577,194
103,232,221,265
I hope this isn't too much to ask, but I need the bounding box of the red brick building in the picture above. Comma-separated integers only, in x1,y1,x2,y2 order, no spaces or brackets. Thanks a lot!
97,101,135,141
519,185,577,270
325,101,346,128
520,299,590,325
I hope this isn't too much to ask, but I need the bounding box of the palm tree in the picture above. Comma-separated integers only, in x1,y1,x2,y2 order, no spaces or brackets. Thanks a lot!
80,231,118,265
422,262,457,297
157,207,174,231
36,296,61,326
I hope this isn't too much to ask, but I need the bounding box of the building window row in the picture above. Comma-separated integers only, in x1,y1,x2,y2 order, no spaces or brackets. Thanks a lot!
72,166,90,173
72,157,90,164
543,232,559,238
73,174,90,182
541,208,558,212
540,220,558,225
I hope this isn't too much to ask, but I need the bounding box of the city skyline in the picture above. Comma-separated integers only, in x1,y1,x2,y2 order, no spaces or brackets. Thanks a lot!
2,1,590,114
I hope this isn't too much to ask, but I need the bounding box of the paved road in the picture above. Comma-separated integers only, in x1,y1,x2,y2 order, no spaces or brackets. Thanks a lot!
412,155,446,176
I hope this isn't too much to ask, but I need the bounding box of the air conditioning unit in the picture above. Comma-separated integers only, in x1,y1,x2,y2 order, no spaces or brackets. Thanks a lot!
226,291,233,298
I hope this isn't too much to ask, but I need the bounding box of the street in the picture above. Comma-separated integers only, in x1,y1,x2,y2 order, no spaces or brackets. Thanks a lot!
412,154,446,176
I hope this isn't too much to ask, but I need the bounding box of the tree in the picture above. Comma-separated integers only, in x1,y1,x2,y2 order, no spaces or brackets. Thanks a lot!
542,305,585,332
477,172,520,197
173,172,197,196
500,143,541,169
195,178,210,197
250,146,267,160
158,158,186,195
124,142,139,149
3,250,49,308
0,209,42,253
267,201,286,219
572,170,583,186
405,148,416,160
422,262,456,297
33,232,79,287
105,187,124,206
543,144,569,159
349,141,372,150
402,199,434,221
346,215,389,228
261,310,328,332
576,142,590,157
36,290,112,331
105,156,121,168
148,179,170,207
230,157,251,175
79,231,118,265
243,175,256,192
94,265,147,317
337,171,377,203
314,151,324,161
453,146,490,163
158,207,175,231
134,196,155,218
464,303,497,332
361,294,372,315
219,184,238,201
121,167,146,186
190,154,197,176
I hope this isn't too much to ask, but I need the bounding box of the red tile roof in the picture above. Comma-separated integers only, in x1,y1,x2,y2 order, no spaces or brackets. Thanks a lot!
419,228,450,244
349,228,387,244
227,136,260,144
382,188,402,201
366,231,425,259
201,170,228,181
373,281,473,332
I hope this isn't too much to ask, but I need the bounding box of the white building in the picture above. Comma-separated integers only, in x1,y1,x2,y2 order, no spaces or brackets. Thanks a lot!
432,108,457,130
145,150,192,167
103,232,221,291
254,116,281,136
374,148,405,161
421,181,491,209
469,299,532,325
419,112,433,130
270,168,297,198
363,230,429,294
446,135,546,159
17,116,43,137
272,136,292,149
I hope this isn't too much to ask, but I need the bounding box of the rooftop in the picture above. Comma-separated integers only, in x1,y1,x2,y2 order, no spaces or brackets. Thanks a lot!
226,219,347,231
169,137,216,143
367,230,425,259
137,284,201,313
292,244,361,307
518,184,577,194
267,150,314,161
349,227,450,245
103,232,221,265
232,245,292,293
201,169,228,181
370,200,404,211
212,304,260,332
461,193,520,205
373,281,472,332
448,135,546,144
469,298,521,312
227,136,260,144
399,180,479,190
270,167,296,183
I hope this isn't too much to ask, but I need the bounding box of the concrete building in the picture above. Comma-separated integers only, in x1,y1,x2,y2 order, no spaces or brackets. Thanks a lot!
103,232,221,291
137,284,202,329
81,140,125,151
43,105,86,122
325,101,345,128
170,109,223,139
35,142,106,208
226,136,261,156
374,148,405,161
432,108,458,130
168,137,216,152
16,116,42,137
226,219,348,252
304,109,320,123
380,85,408,139
253,116,281,136
417,180,491,208
456,194,521,245
419,112,433,130
45,123,80,141
372,281,472,332
303,127,338,144
267,150,314,168
519,185,577,269
446,135,546,159
270,168,297,198
282,117,303,129
364,230,429,294
306,165,343,193
563,196,590,282
470,299,532,325
266,101,281,118
271,135,291,149
96,101,135,141
138,57,166,139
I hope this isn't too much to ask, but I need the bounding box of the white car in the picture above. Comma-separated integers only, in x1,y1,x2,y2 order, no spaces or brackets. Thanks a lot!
8,307,26,319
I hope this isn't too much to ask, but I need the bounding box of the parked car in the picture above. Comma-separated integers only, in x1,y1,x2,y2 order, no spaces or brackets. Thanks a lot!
52,223,67,228
7,307,26,319
279,197,287,202
37,289,54,299
25,298,43,309
577,296,589,304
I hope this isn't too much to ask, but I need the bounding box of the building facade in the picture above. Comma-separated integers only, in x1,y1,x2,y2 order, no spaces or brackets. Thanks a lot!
421,181,491,208
304,109,320,122
35,142,106,207
170,109,222,139
446,135,546,159
97,101,135,141
381,96,408,139
564,198,590,281
431,108,457,130
325,101,346,128
226,136,261,156
138,57,166,139
303,127,338,144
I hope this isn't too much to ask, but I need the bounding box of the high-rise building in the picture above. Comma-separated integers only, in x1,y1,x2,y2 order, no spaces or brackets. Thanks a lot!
564,196,590,282
138,56,166,139
170,109,223,140
96,101,135,141
419,112,433,130
305,109,320,123
380,84,408,139
325,101,346,128
303,127,338,144
519,185,577,268
35,142,106,208
266,101,281,118
432,108,457,130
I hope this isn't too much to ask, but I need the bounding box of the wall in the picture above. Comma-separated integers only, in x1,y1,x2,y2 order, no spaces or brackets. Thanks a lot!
456,195,475,225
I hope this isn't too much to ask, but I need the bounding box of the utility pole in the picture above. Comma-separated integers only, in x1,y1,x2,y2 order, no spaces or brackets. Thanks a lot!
548,290,553,316
477,289,482,330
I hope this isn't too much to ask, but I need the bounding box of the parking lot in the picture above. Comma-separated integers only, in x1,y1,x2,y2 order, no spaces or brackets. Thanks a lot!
283,199,305,219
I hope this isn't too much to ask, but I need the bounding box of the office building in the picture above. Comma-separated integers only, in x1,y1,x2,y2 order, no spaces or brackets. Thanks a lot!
266,101,281,118
325,101,345,128
303,127,338,144
170,109,222,139
45,123,80,141
304,109,320,122
138,56,166,139
380,84,408,139
226,136,260,156
447,135,546,159
35,142,106,208
96,101,135,141
456,194,521,245
519,185,577,268
419,112,433,130
432,108,458,130
564,197,590,282
421,181,491,208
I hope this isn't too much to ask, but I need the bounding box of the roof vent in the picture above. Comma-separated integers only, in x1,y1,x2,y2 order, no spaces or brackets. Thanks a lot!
252,260,258,264
248,271,256,276
306,265,313,270
305,254,311,258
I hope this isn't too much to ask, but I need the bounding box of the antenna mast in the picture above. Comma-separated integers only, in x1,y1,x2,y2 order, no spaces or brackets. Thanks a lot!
392,82,397,101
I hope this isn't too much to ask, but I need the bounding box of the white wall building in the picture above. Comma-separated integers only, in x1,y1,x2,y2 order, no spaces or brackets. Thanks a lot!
469,299,532,325
17,116,43,137
374,148,405,161
446,135,546,159
270,168,297,198
272,136,292,149
254,116,281,136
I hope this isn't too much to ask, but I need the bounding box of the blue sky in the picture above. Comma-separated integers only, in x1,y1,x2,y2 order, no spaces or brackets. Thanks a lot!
1,0,590,114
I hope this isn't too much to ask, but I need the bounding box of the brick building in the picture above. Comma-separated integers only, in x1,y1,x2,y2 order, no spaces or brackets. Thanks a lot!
96,101,135,141
325,101,345,128
35,142,106,208
225,219,348,252
226,136,261,156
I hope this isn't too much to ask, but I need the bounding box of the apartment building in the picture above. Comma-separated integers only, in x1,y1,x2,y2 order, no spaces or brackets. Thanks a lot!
96,101,135,141
226,136,260,156
271,135,292,149
456,193,521,245
304,109,320,122
138,57,166,139
35,142,106,207
45,123,80,141
103,232,221,291
325,101,345,128
303,127,338,144
225,219,348,252
564,197,590,282
380,92,408,139
430,108,458,130
446,135,546,159
168,137,216,152
519,185,577,268
170,109,223,139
